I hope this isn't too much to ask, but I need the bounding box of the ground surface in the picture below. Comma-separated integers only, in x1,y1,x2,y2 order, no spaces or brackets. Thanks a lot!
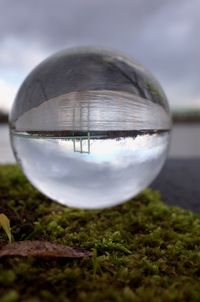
0,165,200,302
152,158,200,212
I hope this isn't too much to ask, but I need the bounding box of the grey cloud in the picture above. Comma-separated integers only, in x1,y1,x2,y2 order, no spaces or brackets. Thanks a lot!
0,0,165,46
0,0,200,107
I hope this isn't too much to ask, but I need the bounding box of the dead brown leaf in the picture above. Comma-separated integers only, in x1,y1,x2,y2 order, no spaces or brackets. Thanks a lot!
0,240,92,258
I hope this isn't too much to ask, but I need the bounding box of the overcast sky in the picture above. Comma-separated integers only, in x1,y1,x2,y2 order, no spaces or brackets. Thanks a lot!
0,0,200,112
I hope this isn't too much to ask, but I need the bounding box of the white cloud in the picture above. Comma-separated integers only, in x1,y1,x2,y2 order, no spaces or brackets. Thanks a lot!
0,38,50,112
0,79,18,112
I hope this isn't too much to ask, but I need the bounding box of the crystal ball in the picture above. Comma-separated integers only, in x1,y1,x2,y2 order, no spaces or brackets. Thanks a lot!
10,47,171,209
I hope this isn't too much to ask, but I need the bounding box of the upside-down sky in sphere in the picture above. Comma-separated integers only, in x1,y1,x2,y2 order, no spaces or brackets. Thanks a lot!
0,0,200,112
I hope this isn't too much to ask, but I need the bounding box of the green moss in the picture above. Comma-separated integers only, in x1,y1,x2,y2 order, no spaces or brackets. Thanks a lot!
0,165,200,301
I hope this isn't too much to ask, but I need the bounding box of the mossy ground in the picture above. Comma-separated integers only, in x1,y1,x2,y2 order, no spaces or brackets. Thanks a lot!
0,165,200,302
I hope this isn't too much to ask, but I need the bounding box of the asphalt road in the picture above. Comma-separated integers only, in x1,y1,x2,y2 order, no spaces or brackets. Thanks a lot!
151,158,200,213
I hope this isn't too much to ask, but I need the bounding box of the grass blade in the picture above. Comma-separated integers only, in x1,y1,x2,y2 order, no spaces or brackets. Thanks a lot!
0,213,12,243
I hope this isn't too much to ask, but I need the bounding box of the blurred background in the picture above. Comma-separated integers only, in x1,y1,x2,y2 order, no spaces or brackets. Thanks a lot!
0,0,199,209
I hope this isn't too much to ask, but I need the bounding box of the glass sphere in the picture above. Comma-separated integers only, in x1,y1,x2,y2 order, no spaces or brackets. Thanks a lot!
10,47,171,209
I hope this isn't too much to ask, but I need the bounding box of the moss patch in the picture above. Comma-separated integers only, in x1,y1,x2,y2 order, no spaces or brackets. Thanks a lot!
0,165,200,302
